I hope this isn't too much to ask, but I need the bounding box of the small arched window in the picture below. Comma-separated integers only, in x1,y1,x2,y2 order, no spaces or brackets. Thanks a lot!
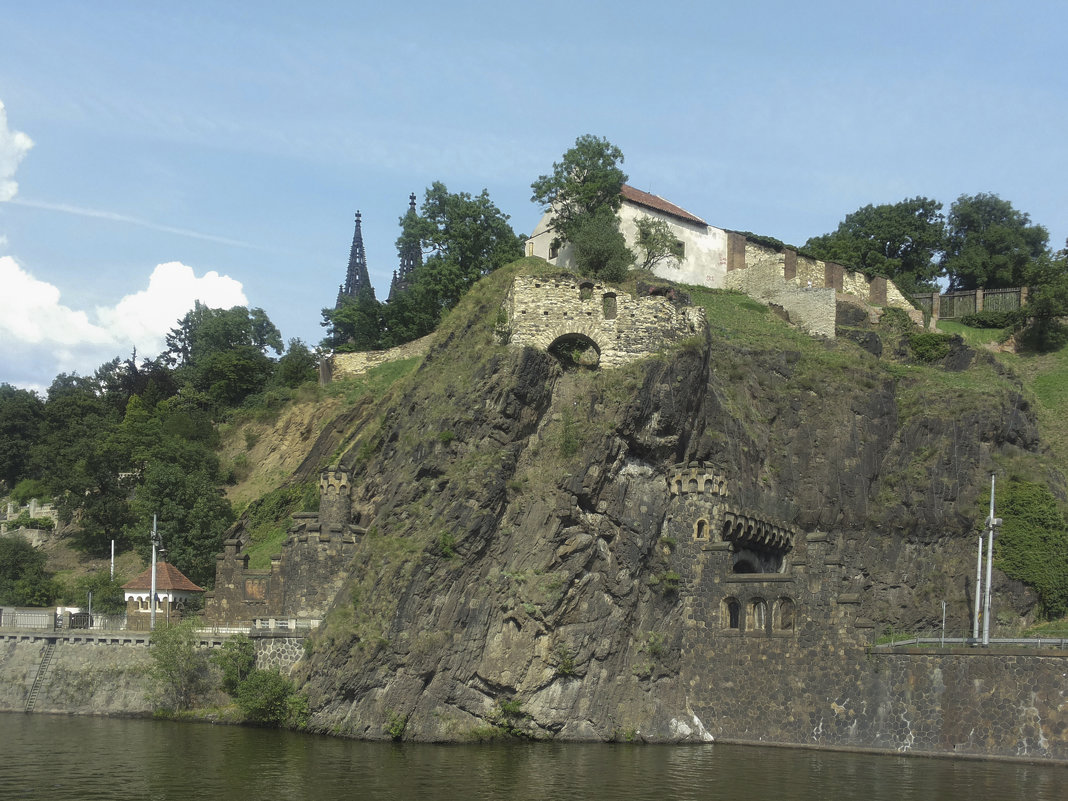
579,282,594,301
724,597,740,630
777,598,795,631
749,598,768,632
602,292,617,320
694,518,709,541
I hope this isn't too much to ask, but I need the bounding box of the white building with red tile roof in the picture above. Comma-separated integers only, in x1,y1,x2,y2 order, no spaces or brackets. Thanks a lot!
526,185,729,287
122,562,205,619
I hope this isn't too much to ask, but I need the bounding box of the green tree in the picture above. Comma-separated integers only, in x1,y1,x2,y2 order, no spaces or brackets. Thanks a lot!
69,570,128,615
803,197,945,293
570,206,634,281
274,338,319,388
635,216,684,271
320,290,383,352
148,619,211,711
1016,243,1068,351
941,193,1049,290
211,634,257,695
0,384,43,489
0,534,60,606
165,303,283,408
236,668,306,727
531,134,628,245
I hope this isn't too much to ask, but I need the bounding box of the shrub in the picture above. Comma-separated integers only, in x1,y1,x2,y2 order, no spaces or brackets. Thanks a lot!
994,479,1068,619
960,309,1022,329
149,619,212,711
236,668,306,727
212,635,257,695
908,333,953,363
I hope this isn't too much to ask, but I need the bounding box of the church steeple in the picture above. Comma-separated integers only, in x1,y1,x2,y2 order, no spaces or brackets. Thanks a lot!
337,210,375,308
389,193,422,301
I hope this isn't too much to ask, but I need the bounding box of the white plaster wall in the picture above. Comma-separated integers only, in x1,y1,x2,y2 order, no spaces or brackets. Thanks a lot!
526,205,727,288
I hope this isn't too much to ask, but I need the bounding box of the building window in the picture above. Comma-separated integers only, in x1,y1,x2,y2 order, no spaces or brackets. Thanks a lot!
724,597,740,629
549,242,560,260
749,598,768,632
579,281,594,301
777,598,795,631
602,293,617,320
676,240,685,259
694,518,709,541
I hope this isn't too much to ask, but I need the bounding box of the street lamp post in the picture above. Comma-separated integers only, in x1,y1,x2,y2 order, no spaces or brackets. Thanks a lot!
150,515,161,631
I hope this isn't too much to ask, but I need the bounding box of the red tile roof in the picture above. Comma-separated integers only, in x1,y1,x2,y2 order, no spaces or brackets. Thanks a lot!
621,185,707,226
122,562,205,593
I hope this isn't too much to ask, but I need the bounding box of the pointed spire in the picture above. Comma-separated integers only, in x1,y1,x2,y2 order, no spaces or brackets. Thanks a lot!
337,210,375,308
390,193,422,301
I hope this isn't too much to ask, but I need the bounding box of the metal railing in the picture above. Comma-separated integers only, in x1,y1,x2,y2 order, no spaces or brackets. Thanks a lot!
871,631,1068,651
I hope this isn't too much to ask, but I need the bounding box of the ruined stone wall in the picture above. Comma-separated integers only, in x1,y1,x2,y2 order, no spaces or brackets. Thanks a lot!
724,260,838,338
323,332,434,383
503,275,706,368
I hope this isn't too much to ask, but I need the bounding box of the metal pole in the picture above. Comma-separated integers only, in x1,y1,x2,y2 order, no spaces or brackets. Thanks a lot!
110,540,114,580
150,515,158,631
973,535,983,641
941,600,946,648
983,474,995,646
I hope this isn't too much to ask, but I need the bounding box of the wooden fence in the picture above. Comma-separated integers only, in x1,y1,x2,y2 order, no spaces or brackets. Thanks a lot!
912,287,1027,321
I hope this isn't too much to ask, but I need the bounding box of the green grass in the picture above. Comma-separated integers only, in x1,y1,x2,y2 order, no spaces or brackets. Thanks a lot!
1022,618,1068,638
324,357,422,404
935,319,1006,346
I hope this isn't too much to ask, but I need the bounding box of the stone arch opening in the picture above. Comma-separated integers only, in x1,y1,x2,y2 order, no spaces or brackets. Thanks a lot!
579,281,594,301
602,292,617,320
694,518,709,541
724,597,740,629
776,598,795,631
732,555,757,573
749,597,768,632
548,333,601,369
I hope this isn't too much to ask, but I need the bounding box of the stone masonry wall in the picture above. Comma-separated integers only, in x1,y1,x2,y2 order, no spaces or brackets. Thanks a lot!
503,275,707,368
323,332,434,383
253,633,306,673
662,464,1068,760
725,260,837,338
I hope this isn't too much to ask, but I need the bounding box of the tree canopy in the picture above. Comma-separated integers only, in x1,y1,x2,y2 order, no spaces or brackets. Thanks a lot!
803,197,945,293
531,135,632,279
941,193,1049,290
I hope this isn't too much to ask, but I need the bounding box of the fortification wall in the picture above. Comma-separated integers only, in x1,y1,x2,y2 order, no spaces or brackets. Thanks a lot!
665,464,1068,759
724,260,838,338
323,332,433,383
503,275,706,368
205,471,360,627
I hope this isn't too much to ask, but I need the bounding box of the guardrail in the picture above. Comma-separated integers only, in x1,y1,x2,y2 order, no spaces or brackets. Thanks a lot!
871,636,1068,650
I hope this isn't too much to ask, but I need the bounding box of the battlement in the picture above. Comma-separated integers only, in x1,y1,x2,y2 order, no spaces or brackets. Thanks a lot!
670,463,729,497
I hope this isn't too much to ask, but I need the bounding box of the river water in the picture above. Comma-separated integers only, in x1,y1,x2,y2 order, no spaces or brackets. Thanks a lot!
0,714,1063,800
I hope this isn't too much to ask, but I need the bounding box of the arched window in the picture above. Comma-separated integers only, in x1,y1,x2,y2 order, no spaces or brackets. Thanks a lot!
749,598,768,632
579,281,594,301
694,519,709,541
602,293,617,320
724,597,740,630
777,598,795,631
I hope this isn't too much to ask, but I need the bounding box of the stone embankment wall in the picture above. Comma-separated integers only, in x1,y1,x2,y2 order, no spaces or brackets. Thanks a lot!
665,465,1068,760
502,275,707,367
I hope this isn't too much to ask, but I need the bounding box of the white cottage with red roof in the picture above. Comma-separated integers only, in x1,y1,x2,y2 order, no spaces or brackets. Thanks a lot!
122,561,205,622
526,185,729,288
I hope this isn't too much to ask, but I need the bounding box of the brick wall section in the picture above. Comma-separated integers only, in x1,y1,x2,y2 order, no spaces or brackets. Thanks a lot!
503,275,707,369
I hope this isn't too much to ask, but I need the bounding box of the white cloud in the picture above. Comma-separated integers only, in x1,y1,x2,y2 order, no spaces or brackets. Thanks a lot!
0,256,247,389
95,261,247,355
0,100,33,201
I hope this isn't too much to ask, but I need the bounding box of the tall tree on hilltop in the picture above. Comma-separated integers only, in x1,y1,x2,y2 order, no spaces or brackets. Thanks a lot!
803,197,945,294
941,193,1049,290
531,135,633,279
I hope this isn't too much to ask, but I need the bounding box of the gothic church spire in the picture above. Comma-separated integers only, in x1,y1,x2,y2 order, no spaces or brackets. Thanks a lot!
389,192,422,301
337,210,375,308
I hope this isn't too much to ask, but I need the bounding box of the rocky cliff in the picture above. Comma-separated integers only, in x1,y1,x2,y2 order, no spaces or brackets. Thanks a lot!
287,262,1057,743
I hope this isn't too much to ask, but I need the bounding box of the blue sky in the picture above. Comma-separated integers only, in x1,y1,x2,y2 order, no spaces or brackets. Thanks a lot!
1,1,1065,391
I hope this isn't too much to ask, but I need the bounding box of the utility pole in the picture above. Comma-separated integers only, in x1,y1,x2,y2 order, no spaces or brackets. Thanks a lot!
150,515,159,631
982,474,1002,646
973,534,983,642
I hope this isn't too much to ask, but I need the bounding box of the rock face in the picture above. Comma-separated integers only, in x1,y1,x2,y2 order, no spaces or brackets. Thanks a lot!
265,268,1056,751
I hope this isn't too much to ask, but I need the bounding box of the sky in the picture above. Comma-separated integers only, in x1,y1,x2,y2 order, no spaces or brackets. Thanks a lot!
1,1,1065,393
